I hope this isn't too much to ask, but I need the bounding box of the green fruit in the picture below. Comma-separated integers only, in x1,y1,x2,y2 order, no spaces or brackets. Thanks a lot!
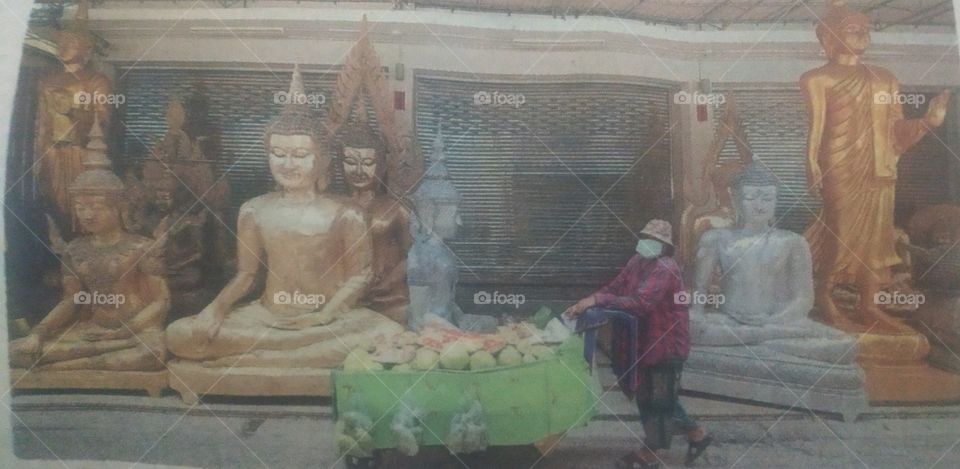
393,363,413,372
530,345,556,359
497,346,523,367
412,348,440,370
440,342,472,370
522,353,537,363
470,351,497,370
532,306,554,329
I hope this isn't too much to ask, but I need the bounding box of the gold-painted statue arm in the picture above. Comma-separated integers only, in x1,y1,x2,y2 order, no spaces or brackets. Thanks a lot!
125,274,171,334
32,272,83,340
691,230,721,316
318,207,374,319
892,88,951,155
202,204,261,321
801,72,827,195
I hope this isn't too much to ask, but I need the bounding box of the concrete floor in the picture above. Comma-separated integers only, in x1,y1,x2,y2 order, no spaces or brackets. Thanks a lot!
9,387,960,469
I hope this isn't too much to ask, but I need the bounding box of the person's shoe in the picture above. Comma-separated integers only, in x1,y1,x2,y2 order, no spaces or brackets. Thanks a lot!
684,435,714,466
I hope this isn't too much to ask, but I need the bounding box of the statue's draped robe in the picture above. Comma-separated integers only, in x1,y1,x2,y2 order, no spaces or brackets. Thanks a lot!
805,65,928,285
166,194,404,368
35,68,111,221
10,234,167,371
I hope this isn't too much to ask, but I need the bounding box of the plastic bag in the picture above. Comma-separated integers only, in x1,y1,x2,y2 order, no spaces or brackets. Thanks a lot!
446,399,488,454
391,405,424,456
335,411,376,458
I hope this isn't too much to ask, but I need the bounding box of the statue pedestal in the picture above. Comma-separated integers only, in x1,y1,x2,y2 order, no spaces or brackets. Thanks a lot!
10,368,168,397
842,325,960,404
684,346,868,422
910,293,960,373
167,360,332,404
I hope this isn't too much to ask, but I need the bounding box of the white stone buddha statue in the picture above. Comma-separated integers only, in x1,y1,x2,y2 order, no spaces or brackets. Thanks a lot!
690,162,857,363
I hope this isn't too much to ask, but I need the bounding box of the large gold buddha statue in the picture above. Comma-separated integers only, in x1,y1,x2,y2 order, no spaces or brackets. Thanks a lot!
801,0,950,332
338,120,412,323
165,66,403,376
10,120,169,374
35,0,113,232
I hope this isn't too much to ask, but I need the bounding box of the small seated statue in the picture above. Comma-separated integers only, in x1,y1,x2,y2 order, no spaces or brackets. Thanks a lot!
338,122,411,324
165,66,403,371
10,132,170,373
684,162,866,418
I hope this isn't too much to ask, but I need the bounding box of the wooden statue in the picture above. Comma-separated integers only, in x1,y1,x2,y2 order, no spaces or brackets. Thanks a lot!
9,117,169,396
338,113,412,324
34,0,113,233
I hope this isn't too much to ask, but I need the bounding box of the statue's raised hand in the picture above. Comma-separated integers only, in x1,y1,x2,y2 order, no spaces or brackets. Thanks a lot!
924,90,951,128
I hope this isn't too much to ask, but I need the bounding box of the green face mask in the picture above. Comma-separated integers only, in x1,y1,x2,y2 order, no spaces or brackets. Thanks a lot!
636,239,663,258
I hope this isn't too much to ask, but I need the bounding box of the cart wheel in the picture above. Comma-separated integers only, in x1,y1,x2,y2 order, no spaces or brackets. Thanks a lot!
345,451,381,469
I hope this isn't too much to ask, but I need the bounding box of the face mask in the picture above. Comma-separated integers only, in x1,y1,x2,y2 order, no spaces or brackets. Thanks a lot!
636,239,663,258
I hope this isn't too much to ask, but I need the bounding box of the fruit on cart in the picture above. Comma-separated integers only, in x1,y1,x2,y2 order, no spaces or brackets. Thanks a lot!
343,349,384,372
440,341,472,370
496,345,523,366
523,353,537,363
469,350,497,370
392,363,413,372
412,348,440,370
529,345,556,360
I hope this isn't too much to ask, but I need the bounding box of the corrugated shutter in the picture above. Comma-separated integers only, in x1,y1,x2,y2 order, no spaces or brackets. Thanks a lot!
414,73,674,288
713,85,955,233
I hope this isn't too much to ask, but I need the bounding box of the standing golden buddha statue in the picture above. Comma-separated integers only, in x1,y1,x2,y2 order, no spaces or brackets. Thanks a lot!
338,120,412,323
801,1,960,402
35,0,113,231
801,0,950,332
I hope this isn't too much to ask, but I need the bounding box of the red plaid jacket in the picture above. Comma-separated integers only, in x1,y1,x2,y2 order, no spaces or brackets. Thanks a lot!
592,254,691,373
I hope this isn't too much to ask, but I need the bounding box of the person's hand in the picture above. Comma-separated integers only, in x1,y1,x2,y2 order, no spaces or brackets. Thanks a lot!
924,90,951,128
562,296,597,319
196,306,224,341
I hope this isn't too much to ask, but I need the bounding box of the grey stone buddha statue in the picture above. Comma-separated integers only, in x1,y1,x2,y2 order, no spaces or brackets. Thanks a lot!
683,161,867,420
406,127,463,330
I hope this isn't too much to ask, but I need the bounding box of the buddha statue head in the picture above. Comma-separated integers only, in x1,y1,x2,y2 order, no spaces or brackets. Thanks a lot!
54,0,95,67
338,118,387,194
816,0,871,61
263,64,326,192
68,121,126,236
149,169,184,214
730,161,779,230
411,127,461,240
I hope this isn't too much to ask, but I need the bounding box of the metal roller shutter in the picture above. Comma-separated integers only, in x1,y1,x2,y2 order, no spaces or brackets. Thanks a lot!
414,72,674,294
